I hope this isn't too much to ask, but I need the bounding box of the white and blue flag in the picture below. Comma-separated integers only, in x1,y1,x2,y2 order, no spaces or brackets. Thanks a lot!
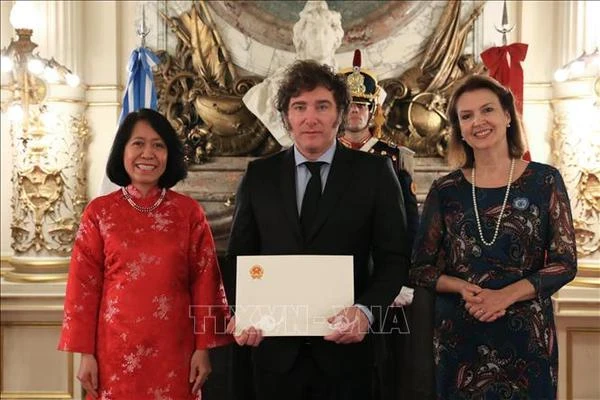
98,47,160,195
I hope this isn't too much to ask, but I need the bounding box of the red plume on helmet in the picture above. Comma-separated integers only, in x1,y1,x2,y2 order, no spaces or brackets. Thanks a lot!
353,49,362,69
340,49,378,104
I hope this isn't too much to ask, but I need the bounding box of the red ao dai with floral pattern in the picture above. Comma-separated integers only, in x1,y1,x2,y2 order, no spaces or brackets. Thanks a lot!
59,186,232,400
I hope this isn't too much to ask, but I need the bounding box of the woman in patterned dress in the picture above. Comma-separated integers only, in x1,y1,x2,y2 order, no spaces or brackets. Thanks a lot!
58,109,232,400
409,75,577,399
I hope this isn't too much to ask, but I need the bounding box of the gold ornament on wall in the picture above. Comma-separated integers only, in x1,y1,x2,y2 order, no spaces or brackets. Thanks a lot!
1,1,88,282
154,1,281,165
150,0,484,160
380,1,485,157
552,110,600,258
9,114,90,256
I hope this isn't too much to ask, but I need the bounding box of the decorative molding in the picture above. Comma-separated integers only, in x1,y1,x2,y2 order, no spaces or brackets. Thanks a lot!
553,296,600,318
570,262,600,288
86,102,120,107
551,97,600,261
6,110,89,282
4,257,70,281
143,1,480,80
86,85,123,91
205,1,427,53
45,98,87,105
0,281,67,313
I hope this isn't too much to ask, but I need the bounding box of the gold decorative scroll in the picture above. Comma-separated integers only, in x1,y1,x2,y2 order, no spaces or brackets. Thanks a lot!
552,110,600,257
10,114,90,257
380,1,485,157
152,0,484,161
154,1,281,165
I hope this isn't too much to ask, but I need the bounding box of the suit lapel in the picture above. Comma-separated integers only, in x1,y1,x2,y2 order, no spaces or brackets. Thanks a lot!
306,144,355,242
279,148,303,243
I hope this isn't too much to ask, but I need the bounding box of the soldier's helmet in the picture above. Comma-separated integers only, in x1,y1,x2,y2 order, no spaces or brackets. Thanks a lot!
339,49,380,114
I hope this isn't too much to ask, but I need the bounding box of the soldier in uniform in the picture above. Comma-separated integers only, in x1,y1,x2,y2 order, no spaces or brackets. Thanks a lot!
338,50,418,239
339,50,419,400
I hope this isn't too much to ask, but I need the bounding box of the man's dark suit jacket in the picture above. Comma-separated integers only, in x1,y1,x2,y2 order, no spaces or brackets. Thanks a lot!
224,143,410,377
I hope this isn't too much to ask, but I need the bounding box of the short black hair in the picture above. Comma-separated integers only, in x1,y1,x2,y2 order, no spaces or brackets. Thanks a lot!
276,60,350,132
106,108,187,188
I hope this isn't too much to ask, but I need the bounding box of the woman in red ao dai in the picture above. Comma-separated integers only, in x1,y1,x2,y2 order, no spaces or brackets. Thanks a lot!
59,109,232,400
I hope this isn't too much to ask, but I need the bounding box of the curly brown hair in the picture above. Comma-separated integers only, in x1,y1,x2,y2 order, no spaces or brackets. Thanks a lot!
276,60,350,133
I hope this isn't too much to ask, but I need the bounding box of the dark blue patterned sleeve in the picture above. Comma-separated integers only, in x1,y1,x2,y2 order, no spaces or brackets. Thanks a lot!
526,168,577,299
409,179,446,288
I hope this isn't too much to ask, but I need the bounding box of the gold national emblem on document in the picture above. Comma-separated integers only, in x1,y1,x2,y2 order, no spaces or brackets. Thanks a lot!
250,264,264,279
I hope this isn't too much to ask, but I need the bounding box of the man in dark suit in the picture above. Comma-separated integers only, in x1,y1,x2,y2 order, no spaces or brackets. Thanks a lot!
224,60,410,400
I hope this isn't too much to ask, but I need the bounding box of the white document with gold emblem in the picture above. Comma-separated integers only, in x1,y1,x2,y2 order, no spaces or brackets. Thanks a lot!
235,255,354,336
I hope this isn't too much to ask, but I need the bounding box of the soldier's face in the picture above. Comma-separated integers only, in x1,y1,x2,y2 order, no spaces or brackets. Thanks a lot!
345,102,370,133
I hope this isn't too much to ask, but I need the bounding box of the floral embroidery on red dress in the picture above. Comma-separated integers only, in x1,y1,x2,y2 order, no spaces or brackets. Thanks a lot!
58,188,232,399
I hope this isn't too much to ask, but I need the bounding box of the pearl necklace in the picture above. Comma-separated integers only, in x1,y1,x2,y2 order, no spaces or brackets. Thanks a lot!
471,158,515,246
121,187,166,213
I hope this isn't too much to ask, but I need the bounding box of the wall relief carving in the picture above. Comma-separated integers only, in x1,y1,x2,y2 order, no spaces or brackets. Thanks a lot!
153,0,484,162
552,109,600,258
154,1,281,165
206,1,427,53
380,1,485,157
11,114,89,256
146,0,486,253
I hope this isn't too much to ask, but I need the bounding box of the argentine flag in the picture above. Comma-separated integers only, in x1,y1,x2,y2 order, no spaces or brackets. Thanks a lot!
98,47,160,195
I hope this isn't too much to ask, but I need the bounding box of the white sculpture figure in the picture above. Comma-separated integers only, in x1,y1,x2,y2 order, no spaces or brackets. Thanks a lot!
243,1,344,147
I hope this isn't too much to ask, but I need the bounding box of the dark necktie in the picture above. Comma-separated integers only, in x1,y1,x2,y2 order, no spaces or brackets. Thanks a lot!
300,161,325,238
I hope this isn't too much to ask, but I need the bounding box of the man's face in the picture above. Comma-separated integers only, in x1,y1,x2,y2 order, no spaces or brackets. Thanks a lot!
286,86,341,159
345,102,371,133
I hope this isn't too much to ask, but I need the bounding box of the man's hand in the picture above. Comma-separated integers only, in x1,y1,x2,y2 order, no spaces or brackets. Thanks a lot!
189,349,211,394
324,306,370,344
465,288,509,323
77,353,98,399
226,317,264,347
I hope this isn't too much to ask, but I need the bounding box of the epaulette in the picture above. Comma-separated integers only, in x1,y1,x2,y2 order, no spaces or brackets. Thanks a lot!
377,137,399,149
369,140,400,162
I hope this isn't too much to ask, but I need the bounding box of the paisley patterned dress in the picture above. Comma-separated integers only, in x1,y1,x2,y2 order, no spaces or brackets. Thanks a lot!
409,162,577,400
58,186,232,400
